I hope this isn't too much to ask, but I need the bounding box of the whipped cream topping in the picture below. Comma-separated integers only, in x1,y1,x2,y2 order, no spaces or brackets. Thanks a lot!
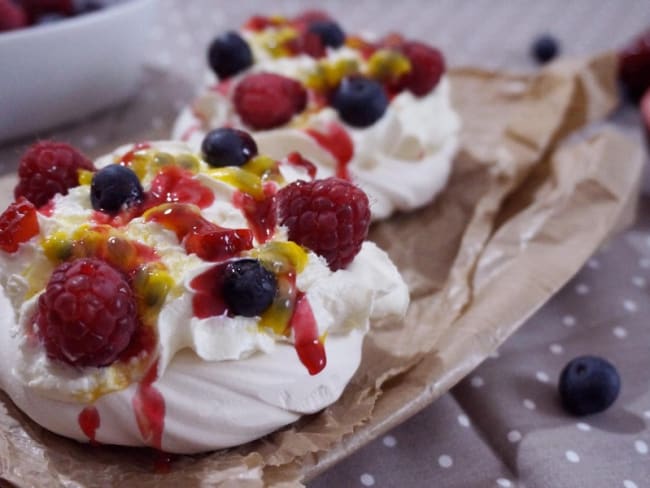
173,33,460,220
0,141,409,453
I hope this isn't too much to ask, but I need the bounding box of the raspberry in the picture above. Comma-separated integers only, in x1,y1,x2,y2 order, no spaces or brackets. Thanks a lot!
277,178,370,270
0,198,39,253
620,29,650,101
0,0,28,31
15,141,95,208
399,41,445,97
35,258,138,368
234,73,307,130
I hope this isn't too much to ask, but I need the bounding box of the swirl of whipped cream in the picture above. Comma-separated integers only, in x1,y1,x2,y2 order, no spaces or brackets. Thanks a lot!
173,33,460,221
0,141,408,453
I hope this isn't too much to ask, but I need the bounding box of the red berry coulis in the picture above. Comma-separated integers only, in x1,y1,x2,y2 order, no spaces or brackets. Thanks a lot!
232,182,277,244
291,292,326,375
305,123,354,180
78,406,100,445
132,360,165,450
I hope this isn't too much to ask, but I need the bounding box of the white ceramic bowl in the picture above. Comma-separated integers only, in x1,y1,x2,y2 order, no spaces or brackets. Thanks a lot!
0,0,157,143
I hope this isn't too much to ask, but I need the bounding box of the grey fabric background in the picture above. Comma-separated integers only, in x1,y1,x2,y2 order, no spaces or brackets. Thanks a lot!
1,1,650,487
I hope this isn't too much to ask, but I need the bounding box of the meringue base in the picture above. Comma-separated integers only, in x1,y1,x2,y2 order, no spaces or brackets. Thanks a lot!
0,291,364,454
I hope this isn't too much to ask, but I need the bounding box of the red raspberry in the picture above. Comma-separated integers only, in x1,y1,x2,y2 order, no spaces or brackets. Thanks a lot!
35,258,138,368
277,178,370,270
399,41,445,97
0,197,39,253
15,141,95,207
234,73,308,130
620,29,650,101
0,0,28,32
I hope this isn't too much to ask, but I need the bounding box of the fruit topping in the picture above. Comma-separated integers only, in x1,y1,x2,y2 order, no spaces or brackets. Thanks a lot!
277,178,370,270
305,123,354,179
14,141,95,207
558,356,621,416
294,29,326,58
234,72,308,130
201,128,258,167
144,203,253,262
399,41,445,96
531,34,560,64
207,31,253,79
331,76,389,128
619,29,650,101
0,0,28,31
222,258,277,317
147,165,214,209
91,164,144,214
35,258,138,367
307,20,345,49
367,49,411,85
0,197,39,253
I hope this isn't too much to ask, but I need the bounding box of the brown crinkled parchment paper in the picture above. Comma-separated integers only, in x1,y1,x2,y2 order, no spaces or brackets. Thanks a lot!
0,52,644,487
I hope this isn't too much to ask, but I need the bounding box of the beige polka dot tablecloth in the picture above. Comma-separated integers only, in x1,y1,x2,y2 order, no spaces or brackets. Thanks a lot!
2,1,650,487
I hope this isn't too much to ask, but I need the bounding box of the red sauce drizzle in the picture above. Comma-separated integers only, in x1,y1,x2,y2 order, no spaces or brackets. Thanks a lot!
133,360,165,450
78,406,100,445
145,204,252,262
290,292,326,375
38,200,55,217
189,262,229,319
90,166,215,228
232,183,277,244
286,152,317,179
305,123,354,180
147,166,214,209
119,142,151,166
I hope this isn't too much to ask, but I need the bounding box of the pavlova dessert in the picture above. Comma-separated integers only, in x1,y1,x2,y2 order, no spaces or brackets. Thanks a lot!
0,132,408,454
173,10,460,220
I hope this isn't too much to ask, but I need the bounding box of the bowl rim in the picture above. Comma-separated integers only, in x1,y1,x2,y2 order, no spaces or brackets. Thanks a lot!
0,0,156,44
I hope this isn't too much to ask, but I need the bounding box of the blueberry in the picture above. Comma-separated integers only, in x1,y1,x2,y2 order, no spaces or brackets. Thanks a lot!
308,20,345,48
207,31,253,79
559,356,621,416
331,76,389,128
90,165,144,214
531,34,560,64
222,259,277,317
201,128,258,167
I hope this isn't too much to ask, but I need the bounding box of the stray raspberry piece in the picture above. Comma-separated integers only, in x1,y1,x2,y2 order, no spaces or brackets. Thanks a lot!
277,178,370,270
15,141,95,208
0,198,39,253
399,41,445,97
35,258,138,368
234,73,308,130
0,0,28,31
619,29,650,101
